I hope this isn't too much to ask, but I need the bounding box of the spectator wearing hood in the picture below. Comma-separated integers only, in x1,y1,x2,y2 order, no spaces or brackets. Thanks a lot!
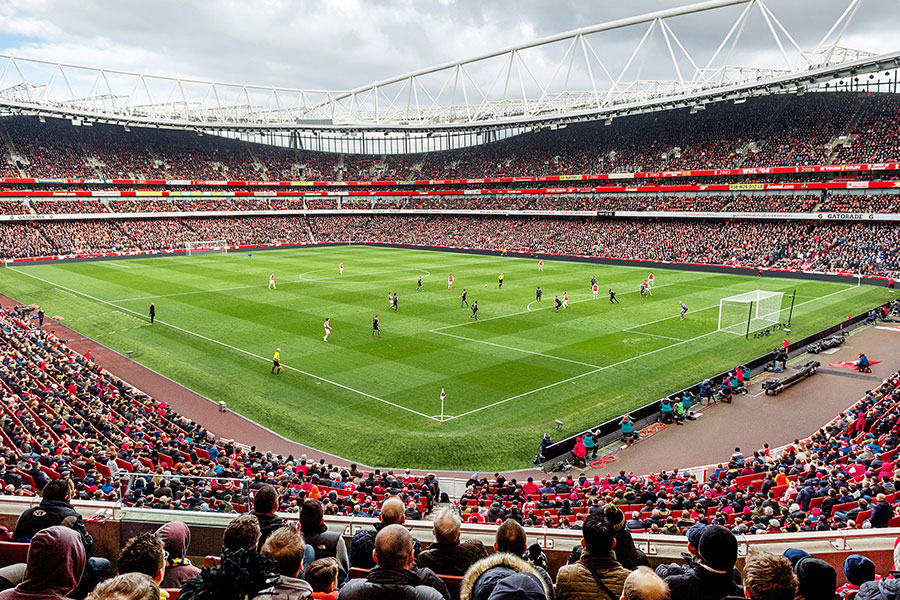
794,557,837,600
556,513,631,600
459,520,554,600
156,521,201,589
484,573,548,600
663,525,743,600
0,526,86,600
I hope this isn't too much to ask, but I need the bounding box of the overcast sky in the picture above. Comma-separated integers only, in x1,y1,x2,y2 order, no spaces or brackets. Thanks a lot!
0,0,896,95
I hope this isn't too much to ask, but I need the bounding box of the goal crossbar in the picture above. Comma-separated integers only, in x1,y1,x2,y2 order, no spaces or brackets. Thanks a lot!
718,290,784,336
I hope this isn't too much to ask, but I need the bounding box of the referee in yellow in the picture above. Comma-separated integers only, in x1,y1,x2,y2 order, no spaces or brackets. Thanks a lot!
498,273,504,289
271,348,282,376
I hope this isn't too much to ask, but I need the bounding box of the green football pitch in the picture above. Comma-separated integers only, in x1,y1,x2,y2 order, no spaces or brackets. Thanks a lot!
0,245,889,470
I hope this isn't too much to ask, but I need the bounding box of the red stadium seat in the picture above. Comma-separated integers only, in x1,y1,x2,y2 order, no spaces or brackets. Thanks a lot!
0,542,30,568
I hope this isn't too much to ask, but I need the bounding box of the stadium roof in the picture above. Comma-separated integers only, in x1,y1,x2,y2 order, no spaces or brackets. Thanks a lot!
0,0,897,133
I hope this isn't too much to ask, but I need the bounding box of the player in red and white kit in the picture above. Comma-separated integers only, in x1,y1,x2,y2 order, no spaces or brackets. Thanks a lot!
323,318,332,342
268,273,276,289
448,274,454,289
592,283,599,300
538,259,544,271
387,292,394,309
562,292,569,309
339,262,344,275
648,272,655,288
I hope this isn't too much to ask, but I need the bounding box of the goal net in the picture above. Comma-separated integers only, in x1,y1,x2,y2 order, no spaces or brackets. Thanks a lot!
185,240,228,256
718,290,784,336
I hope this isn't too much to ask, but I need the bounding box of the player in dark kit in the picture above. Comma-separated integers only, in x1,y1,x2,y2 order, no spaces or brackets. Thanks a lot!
554,296,562,312
591,275,597,288
391,293,398,311
609,289,619,304
536,286,542,302
469,301,479,320
416,277,423,292
149,303,155,324
372,315,382,337
460,289,468,307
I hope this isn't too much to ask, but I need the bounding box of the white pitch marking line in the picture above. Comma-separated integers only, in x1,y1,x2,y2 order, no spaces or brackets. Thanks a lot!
11,268,441,423
629,330,685,341
430,330,604,369
623,303,720,330
443,283,860,421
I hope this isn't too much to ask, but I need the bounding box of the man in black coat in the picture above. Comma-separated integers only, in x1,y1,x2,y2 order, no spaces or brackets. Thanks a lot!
13,479,111,598
338,525,448,600
251,484,285,550
663,525,743,600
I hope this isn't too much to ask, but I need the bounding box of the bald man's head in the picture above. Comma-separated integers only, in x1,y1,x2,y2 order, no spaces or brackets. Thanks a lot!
621,567,670,600
373,524,413,570
380,498,405,525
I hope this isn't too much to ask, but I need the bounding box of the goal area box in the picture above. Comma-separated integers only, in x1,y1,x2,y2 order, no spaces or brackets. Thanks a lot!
718,290,784,336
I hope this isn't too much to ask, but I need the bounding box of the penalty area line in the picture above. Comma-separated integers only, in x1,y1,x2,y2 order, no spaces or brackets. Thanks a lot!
10,268,441,423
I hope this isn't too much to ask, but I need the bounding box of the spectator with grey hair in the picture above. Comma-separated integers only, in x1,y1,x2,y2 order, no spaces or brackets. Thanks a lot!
622,567,670,600
416,507,487,576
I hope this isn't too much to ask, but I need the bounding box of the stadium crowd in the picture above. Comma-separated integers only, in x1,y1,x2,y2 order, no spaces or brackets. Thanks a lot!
2,92,900,183
0,216,898,277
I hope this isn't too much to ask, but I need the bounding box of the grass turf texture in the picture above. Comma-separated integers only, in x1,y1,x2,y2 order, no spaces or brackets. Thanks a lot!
0,245,889,471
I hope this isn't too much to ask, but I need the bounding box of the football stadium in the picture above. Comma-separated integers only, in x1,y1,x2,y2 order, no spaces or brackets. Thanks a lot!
1,1,900,598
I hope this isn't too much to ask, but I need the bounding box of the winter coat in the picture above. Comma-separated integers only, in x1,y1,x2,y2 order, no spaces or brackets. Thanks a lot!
254,576,313,600
612,530,648,570
664,560,743,600
416,539,488,576
350,524,421,570
460,553,554,600
338,566,448,600
304,526,350,584
858,577,900,600
13,499,94,556
0,526,86,600
555,551,631,600
156,521,202,588
254,511,286,550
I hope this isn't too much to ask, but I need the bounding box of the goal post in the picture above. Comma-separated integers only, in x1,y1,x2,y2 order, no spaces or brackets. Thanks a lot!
185,240,228,256
718,290,784,336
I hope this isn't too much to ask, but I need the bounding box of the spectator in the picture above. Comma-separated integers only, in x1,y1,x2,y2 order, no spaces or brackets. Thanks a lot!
621,567,670,600
252,485,285,551
483,573,548,600
350,498,420,570
838,555,876,600
793,557,837,600
741,552,797,600
300,499,349,584
416,508,488,576
0,526,85,600
255,526,313,600
180,547,280,600
663,525,743,600
602,504,649,570
656,524,706,579
306,558,340,600
555,513,631,600
223,514,261,554
85,573,159,600
338,524,448,600
118,532,166,598
12,479,110,597
869,494,893,528
155,521,201,589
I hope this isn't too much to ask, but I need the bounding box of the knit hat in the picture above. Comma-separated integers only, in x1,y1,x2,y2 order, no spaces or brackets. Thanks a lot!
697,525,738,573
783,548,810,567
795,557,837,600
487,573,547,600
686,523,707,549
844,554,876,586
603,503,626,530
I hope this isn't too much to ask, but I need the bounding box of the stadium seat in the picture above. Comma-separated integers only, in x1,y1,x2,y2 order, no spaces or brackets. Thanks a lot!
349,567,369,580
0,542,30,568
203,556,220,568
